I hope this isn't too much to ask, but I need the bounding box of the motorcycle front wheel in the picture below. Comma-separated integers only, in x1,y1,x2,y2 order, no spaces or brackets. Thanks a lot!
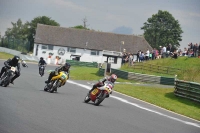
44,85,48,91
84,94,91,103
49,81,58,93
0,75,9,87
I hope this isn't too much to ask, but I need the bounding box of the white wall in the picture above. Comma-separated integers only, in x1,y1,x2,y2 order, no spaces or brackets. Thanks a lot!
33,44,122,68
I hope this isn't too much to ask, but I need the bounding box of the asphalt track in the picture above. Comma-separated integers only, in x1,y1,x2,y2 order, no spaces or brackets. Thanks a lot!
0,60,200,133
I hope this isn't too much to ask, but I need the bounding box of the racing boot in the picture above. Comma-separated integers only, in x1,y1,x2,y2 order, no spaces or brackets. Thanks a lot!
10,80,14,85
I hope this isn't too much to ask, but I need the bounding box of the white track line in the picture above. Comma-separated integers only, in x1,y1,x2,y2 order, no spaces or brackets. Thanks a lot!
68,80,200,128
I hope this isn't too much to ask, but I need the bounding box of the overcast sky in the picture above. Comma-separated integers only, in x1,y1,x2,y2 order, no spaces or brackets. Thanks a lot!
0,0,200,50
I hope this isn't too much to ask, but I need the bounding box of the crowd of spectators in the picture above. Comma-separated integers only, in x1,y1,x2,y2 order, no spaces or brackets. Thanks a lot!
121,42,200,65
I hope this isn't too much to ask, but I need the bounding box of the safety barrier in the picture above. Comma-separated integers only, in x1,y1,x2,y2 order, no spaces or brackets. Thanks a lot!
66,60,98,68
98,68,175,85
174,79,200,103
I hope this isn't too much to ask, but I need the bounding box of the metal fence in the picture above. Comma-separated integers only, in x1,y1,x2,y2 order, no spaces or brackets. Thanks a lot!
0,37,30,53
132,63,181,75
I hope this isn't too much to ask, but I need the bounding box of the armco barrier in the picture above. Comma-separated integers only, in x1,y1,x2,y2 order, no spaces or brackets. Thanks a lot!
98,68,175,85
111,68,174,85
174,80,200,103
66,60,98,68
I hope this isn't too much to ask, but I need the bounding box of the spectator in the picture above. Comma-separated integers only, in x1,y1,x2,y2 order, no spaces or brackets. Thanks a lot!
145,49,150,61
182,47,187,56
152,48,156,60
188,49,194,57
193,43,198,57
162,45,166,58
128,54,133,66
171,50,178,59
139,51,144,62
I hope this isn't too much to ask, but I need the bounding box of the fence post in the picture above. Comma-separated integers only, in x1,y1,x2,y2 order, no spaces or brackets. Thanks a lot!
150,64,152,71
167,67,169,74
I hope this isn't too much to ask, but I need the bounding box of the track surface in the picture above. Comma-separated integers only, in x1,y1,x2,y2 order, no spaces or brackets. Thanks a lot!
0,60,199,133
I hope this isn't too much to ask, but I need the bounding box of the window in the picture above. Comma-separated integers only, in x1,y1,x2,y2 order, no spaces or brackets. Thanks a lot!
91,50,99,55
48,45,53,50
41,45,47,49
67,47,76,53
41,45,54,50
108,57,117,64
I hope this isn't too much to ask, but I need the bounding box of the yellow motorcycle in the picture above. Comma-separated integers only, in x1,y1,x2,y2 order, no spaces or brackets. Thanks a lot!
44,71,68,93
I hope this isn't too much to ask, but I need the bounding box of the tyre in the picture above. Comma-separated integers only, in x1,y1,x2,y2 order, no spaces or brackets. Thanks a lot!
44,85,48,91
49,81,57,93
1,75,9,87
94,93,107,106
84,94,91,103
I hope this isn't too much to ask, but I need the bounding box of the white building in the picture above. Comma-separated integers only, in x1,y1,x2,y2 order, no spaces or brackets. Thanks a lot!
33,24,152,69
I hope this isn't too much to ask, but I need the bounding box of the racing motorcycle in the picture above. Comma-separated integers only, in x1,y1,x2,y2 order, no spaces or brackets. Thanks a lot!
44,71,68,93
39,65,45,76
0,67,16,87
84,81,113,106
21,59,28,67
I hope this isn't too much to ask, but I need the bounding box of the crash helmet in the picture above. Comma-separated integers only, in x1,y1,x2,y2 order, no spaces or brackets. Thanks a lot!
64,62,71,69
40,57,44,60
109,74,117,83
12,55,20,64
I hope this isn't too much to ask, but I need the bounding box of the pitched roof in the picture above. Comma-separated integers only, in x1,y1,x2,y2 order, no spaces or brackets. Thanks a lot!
35,24,152,54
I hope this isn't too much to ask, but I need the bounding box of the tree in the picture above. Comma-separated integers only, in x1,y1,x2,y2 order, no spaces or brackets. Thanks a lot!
71,25,90,30
141,10,183,49
4,19,29,40
28,16,60,51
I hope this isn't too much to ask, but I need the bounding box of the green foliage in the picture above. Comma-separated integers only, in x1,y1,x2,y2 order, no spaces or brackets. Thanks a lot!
5,19,29,40
27,16,60,51
141,10,183,49
71,25,90,30
2,16,60,52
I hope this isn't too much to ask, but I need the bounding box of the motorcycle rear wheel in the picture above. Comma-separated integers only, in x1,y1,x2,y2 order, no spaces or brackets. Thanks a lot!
94,93,107,106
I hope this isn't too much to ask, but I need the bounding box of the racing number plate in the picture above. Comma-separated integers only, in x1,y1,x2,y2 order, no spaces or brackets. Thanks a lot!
61,74,67,80
91,88,99,95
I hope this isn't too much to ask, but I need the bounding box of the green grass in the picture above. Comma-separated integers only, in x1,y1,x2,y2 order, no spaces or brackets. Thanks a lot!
1,52,200,121
114,84,200,121
0,52,14,59
121,57,200,82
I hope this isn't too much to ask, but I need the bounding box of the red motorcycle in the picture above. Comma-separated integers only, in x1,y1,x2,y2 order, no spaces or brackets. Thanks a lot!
84,81,113,106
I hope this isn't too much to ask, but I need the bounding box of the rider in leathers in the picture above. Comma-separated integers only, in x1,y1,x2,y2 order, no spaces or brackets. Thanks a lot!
0,55,21,84
88,74,117,97
45,62,70,84
38,57,47,75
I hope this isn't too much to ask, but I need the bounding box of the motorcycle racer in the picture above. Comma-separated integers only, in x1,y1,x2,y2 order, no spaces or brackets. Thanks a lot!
45,62,70,85
0,55,21,84
38,57,47,75
88,74,117,97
